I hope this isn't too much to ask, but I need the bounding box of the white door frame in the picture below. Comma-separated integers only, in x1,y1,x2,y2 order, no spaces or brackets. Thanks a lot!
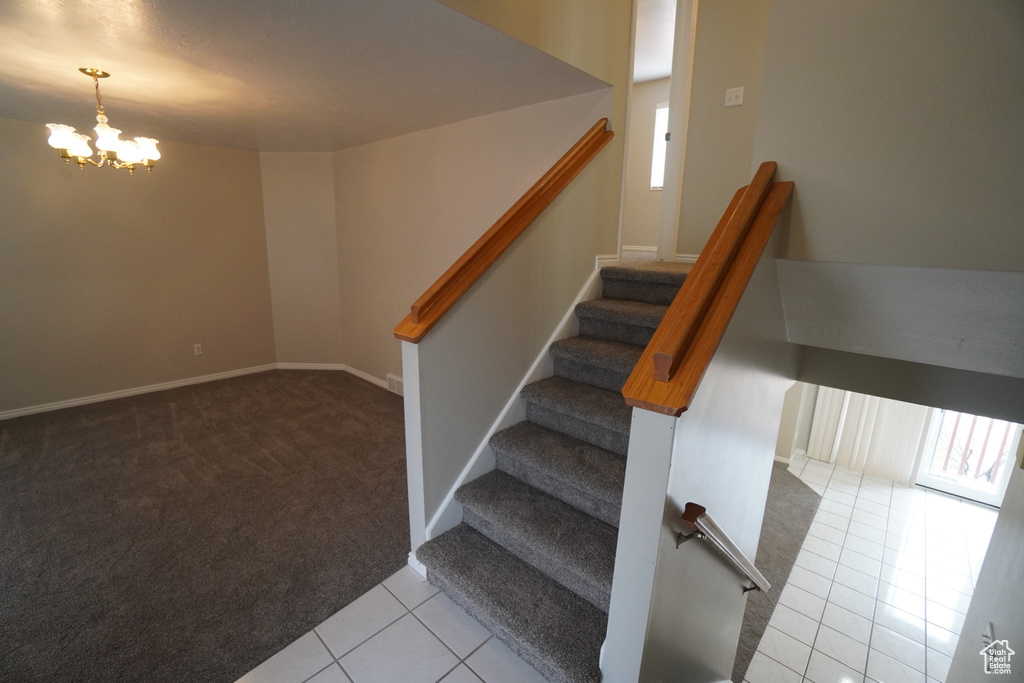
656,0,699,261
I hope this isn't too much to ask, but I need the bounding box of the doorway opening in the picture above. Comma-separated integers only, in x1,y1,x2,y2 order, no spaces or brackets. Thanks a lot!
777,382,1021,509
916,410,1021,507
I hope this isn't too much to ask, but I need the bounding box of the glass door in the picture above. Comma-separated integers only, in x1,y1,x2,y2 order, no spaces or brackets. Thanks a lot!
916,409,1022,507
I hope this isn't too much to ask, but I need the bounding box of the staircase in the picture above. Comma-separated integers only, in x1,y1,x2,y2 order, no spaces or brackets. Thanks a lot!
416,262,689,683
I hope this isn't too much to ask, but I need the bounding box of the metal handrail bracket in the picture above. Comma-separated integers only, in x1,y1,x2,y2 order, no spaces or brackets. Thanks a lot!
679,502,771,594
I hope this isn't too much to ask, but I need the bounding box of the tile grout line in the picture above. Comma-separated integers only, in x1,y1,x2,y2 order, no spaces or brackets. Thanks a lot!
808,462,867,681
775,457,840,682
780,458,996,683
461,636,497,682
297,659,337,683
383,577,500,682
316,594,412,664
381,578,436,612
860,466,884,683
407,604,471,669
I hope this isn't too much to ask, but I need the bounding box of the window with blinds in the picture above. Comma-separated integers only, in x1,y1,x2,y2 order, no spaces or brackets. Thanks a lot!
651,103,669,189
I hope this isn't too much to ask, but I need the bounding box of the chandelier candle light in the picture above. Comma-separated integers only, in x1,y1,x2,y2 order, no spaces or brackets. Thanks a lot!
45,68,160,174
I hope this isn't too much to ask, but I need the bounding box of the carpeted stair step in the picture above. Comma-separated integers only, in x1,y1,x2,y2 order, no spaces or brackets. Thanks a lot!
575,298,667,347
600,262,689,305
416,523,606,683
491,421,625,527
549,335,644,392
456,470,617,612
521,376,632,456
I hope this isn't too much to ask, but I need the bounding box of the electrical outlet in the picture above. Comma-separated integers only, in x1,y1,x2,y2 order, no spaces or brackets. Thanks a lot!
725,86,744,107
193,343,203,356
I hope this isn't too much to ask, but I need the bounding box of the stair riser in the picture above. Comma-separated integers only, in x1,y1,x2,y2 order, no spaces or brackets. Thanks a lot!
601,278,682,306
577,316,657,347
417,525,606,683
553,357,631,393
525,403,629,457
461,506,611,613
422,567,568,683
494,452,622,528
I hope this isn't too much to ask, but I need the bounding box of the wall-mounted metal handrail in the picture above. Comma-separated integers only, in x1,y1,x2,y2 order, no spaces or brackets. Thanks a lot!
677,502,770,594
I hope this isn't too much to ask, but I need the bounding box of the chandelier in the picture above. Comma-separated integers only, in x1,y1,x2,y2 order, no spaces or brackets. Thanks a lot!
45,68,160,175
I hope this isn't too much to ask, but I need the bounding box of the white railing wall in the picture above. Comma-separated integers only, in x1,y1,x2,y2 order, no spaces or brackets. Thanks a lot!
602,227,798,681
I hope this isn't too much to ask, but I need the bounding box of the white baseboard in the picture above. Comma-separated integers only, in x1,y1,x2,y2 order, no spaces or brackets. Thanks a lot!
0,364,279,421
1,362,398,421
596,254,619,269
407,552,428,579
774,455,792,464
617,246,699,265
267,362,392,391
620,245,657,261
423,264,606,541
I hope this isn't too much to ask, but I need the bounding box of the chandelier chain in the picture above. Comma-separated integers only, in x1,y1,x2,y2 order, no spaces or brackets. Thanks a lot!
93,74,104,115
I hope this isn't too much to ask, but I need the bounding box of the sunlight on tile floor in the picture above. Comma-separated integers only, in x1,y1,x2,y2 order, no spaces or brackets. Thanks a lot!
744,453,998,683
235,565,546,683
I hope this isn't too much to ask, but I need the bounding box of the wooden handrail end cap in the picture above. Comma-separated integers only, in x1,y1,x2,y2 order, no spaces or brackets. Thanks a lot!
682,502,707,524
652,352,673,383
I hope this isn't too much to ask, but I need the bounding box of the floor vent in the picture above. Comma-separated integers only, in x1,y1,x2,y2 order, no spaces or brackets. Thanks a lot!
387,374,404,396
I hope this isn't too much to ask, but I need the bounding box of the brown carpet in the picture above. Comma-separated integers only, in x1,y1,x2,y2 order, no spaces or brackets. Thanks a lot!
732,461,821,682
0,370,409,683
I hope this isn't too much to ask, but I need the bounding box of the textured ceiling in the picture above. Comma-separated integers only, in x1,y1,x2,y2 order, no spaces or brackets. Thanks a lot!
0,0,608,151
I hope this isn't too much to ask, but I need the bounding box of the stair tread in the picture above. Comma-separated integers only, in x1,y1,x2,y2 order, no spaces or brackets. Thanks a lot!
550,335,644,374
521,376,631,437
456,470,617,612
491,422,624,527
417,523,606,683
575,298,667,328
601,262,690,286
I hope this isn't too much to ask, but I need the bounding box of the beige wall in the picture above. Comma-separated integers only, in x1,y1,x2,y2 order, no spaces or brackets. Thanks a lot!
753,0,1024,270
260,152,345,364
621,77,669,249
675,0,771,256
435,0,632,94
775,381,817,461
333,90,613,383
436,0,632,257
0,117,275,413
949,440,1024,681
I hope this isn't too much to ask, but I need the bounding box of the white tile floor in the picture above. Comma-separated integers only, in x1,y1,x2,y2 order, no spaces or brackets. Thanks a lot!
238,453,999,683
235,565,547,683
744,453,999,683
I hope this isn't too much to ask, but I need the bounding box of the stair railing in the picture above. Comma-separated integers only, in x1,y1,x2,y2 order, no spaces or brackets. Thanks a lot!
621,161,794,416
677,502,771,594
394,118,614,344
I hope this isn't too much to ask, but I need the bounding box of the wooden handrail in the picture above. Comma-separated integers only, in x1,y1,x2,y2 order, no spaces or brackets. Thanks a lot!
622,165,794,416
394,119,615,343
678,502,771,594
652,161,777,382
